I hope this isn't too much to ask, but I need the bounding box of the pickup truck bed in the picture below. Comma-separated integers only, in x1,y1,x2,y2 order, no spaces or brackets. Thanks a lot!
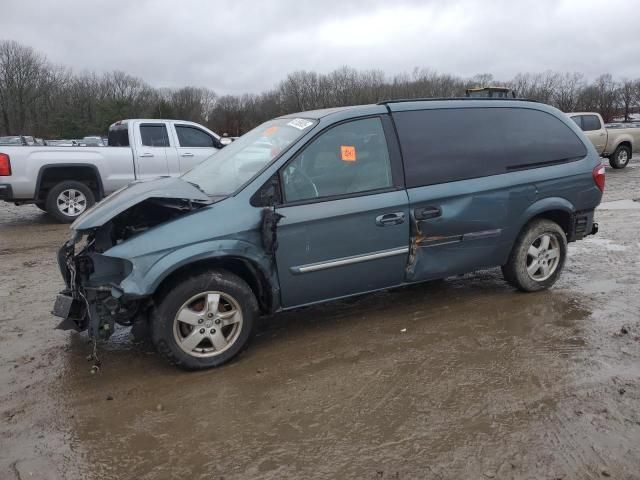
568,112,640,169
3,146,133,200
0,119,221,222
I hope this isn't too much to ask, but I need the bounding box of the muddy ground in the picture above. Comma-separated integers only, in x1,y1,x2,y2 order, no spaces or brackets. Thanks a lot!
1,164,639,480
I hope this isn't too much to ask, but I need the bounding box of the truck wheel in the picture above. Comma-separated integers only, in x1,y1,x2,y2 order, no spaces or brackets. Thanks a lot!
609,145,631,169
151,270,258,370
501,219,567,292
45,181,95,223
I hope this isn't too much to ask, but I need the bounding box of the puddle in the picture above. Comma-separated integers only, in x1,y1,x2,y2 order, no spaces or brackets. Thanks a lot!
2,175,640,479
51,278,598,479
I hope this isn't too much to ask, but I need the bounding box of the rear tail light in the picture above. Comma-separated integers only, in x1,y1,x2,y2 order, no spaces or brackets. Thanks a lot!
592,164,605,192
0,153,11,176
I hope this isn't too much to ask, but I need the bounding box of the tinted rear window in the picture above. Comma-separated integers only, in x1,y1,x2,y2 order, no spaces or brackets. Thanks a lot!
140,124,170,147
108,126,129,147
582,115,601,131
394,107,587,187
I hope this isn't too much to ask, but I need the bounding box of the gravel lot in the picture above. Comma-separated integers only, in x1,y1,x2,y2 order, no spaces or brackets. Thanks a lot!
1,162,639,479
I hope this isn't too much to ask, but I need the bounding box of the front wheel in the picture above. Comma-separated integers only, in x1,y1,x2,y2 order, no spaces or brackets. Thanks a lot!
152,270,258,370
609,145,631,169
502,219,567,292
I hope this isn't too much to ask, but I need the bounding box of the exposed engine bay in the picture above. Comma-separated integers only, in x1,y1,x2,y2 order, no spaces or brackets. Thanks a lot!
54,197,209,339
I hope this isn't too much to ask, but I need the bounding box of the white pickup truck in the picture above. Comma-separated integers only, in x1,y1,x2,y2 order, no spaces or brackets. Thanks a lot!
567,112,640,169
0,119,223,222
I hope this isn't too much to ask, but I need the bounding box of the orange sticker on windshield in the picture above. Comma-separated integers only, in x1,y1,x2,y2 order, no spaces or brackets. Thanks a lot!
264,126,279,136
341,145,356,162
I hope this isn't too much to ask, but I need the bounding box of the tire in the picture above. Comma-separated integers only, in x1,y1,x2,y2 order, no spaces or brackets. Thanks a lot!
501,219,567,292
44,180,95,223
35,202,47,212
151,270,258,370
609,145,631,169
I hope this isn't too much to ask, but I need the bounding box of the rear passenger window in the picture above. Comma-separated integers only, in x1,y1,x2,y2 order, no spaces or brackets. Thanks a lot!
175,125,215,147
140,124,170,147
108,126,130,147
570,116,582,129
394,107,587,188
581,115,602,131
281,117,393,202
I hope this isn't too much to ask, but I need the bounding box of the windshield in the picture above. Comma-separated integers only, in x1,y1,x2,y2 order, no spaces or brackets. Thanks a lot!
182,117,317,196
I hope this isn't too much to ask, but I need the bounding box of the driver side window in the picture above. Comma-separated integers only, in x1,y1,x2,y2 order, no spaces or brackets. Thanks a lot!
281,117,393,203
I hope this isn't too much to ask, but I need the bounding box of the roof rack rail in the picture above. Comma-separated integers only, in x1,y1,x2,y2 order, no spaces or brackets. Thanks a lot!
376,97,539,105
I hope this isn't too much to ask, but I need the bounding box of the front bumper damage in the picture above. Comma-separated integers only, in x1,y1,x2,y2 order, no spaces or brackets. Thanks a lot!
51,177,215,339
53,231,142,339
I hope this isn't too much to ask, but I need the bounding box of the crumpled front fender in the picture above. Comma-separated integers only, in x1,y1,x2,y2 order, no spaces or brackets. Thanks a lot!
112,236,273,298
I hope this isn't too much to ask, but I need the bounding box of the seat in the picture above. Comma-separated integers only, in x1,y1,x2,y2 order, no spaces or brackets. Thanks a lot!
347,136,392,193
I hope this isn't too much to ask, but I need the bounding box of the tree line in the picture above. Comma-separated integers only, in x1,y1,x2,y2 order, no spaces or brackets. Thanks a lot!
1,39,639,139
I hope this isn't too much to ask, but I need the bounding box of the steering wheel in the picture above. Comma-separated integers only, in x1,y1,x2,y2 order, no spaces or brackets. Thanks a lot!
287,167,319,200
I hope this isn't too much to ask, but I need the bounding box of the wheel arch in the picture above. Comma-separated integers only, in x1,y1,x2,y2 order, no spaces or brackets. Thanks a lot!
35,164,104,202
609,138,632,156
518,197,574,236
502,198,574,265
152,254,277,315
527,209,573,238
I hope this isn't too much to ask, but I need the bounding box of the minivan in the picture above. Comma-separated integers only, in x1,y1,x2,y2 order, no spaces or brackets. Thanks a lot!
53,99,604,370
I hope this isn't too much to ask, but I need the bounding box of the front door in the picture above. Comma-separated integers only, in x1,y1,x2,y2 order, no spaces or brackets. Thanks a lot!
274,117,409,308
174,124,220,173
136,123,170,179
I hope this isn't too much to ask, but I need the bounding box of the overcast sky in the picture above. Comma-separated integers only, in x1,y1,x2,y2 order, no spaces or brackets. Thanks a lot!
1,0,639,94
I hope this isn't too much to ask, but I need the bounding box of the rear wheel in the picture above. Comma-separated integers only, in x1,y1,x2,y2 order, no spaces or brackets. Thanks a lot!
609,145,631,169
152,270,258,370
44,180,95,223
502,219,567,292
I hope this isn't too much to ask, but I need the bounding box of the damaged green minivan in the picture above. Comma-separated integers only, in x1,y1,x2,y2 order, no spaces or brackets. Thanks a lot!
53,99,604,369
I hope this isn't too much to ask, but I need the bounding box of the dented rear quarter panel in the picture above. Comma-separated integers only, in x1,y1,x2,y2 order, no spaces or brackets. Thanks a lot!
404,158,601,281
399,101,603,281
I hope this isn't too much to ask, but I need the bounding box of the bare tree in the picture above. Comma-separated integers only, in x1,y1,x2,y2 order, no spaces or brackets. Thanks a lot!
618,78,639,122
0,40,51,134
167,86,216,123
553,72,584,112
1,39,640,138
592,74,619,122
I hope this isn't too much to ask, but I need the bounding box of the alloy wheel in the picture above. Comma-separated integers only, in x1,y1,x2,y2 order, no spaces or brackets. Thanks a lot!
173,291,243,358
56,189,88,216
526,233,561,281
617,149,629,165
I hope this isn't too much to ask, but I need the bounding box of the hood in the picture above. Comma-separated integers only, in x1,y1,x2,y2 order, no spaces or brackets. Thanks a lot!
72,176,213,230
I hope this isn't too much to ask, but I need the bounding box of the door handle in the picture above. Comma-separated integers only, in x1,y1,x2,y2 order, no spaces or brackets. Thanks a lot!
181,152,194,157
414,206,442,220
139,152,154,158
376,212,405,226
599,133,605,136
